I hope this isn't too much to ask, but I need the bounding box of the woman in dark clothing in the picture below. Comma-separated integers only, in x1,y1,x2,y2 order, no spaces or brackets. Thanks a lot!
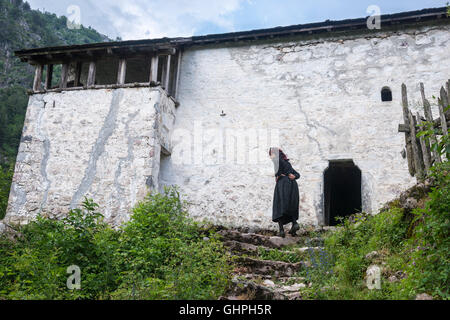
269,147,301,238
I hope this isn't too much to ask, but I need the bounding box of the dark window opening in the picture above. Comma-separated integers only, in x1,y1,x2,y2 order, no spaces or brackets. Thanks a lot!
77,62,89,87
49,64,62,89
324,160,362,226
157,55,168,84
66,62,83,88
381,87,392,102
125,57,151,83
95,57,119,85
168,54,177,96
41,65,48,89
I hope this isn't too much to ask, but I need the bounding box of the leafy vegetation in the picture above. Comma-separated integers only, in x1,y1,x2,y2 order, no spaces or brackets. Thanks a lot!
0,0,111,218
0,187,231,299
417,103,450,160
0,164,13,219
296,161,449,300
256,247,303,264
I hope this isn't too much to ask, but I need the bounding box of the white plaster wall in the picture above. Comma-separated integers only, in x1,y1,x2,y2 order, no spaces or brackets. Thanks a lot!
166,25,450,230
4,86,176,227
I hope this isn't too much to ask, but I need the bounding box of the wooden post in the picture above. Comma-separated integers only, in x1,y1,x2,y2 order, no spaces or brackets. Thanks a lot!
439,87,449,137
87,61,96,87
447,80,450,103
401,84,415,176
60,63,69,89
408,111,424,179
417,112,432,174
74,62,82,87
150,55,159,83
420,83,441,164
33,64,43,92
117,58,127,85
164,54,171,91
45,64,53,90
174,49,182,100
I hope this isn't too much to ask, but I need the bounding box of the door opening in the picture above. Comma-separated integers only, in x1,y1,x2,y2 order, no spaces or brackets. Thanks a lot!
324,160,362,226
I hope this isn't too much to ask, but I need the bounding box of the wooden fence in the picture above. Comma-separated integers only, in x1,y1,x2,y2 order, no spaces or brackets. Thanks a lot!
398,80,450,180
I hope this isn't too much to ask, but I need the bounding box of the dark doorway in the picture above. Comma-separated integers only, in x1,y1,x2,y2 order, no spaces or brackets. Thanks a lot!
324,160,362,226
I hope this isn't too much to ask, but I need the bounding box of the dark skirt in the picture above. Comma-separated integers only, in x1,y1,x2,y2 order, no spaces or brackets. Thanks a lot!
272,175,299,224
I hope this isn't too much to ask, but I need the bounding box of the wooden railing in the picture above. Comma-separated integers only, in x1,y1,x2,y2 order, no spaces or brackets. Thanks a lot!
398,81,449,179
31,49,182,99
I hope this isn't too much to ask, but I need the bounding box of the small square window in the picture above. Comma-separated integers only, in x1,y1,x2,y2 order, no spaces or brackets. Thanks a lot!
381,87,392,102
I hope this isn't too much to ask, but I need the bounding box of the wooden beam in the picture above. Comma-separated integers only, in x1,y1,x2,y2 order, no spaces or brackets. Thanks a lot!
74,62,82,87
45,64,53,90
158,48,176,56
173,50,182,100
400,122,450,134
447,80,450,103
60,63,69,89
401,84,415,176
417,112,432,173
150,55,159,83
117,58,127,85
439,86,449,137
420,82,441,164
33,64,43,92
408,111,424,180
164,54,171,90
87,61,96,87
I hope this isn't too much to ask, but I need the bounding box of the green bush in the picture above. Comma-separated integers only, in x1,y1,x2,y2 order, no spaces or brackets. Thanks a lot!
302,162,449,300
402,162,450,299
112,187,231,300
0,187,231,300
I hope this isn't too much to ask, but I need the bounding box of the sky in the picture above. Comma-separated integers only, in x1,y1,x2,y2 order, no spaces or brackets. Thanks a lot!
27,0,449,40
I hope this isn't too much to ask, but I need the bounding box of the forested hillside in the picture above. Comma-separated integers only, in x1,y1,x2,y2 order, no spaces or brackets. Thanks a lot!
0,0,111,218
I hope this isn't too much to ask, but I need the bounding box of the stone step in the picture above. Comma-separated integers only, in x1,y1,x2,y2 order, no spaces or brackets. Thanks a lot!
216,225,338,237
221,277,308,300
218,229,303,249
234,273,306,285
223,240,272,255
225,278,288,300
234,256,307,277
223,239,324,258
262,279,307,293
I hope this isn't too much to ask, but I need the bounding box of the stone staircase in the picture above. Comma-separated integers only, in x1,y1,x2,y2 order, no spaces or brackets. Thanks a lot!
217,227,334,300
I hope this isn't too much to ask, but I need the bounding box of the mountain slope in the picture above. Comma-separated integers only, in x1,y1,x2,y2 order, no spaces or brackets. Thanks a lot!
0,0,111,218
0,0,110,88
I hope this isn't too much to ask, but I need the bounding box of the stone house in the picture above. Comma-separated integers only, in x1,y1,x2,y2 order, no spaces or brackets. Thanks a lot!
3,7,450,230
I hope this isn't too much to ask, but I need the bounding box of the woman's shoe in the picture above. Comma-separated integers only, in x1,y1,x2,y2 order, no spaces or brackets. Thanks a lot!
278,222,285,238
289,222,300,236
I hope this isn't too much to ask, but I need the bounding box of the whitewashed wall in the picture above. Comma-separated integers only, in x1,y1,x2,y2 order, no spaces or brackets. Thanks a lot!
164,25,450,230
4,87,176,227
